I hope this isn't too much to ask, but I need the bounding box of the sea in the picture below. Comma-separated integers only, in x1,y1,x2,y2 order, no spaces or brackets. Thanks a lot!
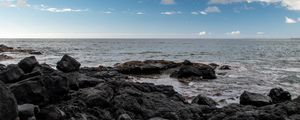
1,38,300,105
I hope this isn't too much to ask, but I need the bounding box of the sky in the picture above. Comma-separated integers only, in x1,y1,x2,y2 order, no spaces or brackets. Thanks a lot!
0,0,299,38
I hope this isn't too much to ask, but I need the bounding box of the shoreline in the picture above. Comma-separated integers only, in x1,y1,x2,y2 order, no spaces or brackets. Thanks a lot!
0,54,299,120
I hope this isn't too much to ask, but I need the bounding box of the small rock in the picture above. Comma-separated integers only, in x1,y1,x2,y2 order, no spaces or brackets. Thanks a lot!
118,114,132,120
18,104,39,120
18,56,39,73
0,81,18,120
191,94,218,107
29,51,42,55
57,55,81,72
0,64,6,71
268,87,291,103
0,54,13,61
209,63,219,70
240,91,272,107
36,107,66,120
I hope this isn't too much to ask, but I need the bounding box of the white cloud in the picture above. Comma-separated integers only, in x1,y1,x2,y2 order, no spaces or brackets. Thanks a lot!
160,0,175,5
285,16,297,23
103,11,112,14
39,4,87,13
0,0,29,8
208,0,300,11
226,31,241,35
161,11,181,15
198,6,221,15
200,11,207,15
136,12,145,15
191,11,199,15
198,31,207,36
204,6,221,13
256,32,265,35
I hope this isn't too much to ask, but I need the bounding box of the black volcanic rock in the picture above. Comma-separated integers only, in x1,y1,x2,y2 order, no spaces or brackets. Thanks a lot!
10,76,48,105
240,91,272,107
18,56,39,73
191,94,218,107
115,60,179,75
268,87,292,103
0,64,24,83
57,55,81,72
170,65,216,79
0,81,18,120
219,65,231,70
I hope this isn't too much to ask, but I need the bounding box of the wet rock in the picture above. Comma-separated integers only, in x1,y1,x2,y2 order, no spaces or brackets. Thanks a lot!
0,64,24,83
219,65,231,70
57,55,81,73
18,104,39,120
208,63,219,70
36,106,66,120
240,91,272,107
118,114,132,120
10,77,48,105
0,81,18,120
18,56,39,73
0,64,5,71
115,60,178,75
191,94,218,107
29,51,42,55
268,87,291,103
80,66,128,81
0,54,13,61
0,44,13,52
170,65,216,79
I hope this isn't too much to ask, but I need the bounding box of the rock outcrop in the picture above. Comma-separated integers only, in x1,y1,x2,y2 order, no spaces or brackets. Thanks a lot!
0,81,18,120
240,91,272,107
57,55,81,72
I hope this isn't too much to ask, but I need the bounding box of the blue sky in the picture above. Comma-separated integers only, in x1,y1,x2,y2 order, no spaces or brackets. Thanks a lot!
0,0,299,38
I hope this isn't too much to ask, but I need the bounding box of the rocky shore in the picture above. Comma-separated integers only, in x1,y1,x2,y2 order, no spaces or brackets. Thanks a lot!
0,55,300,120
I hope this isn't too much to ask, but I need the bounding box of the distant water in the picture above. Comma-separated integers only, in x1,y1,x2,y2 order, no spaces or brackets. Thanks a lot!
1,38,300,105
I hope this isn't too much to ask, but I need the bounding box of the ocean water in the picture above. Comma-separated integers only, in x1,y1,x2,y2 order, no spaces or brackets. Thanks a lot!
1,38,300,105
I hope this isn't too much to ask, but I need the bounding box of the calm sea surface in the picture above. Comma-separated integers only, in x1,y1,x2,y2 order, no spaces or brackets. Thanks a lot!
1,38,300,105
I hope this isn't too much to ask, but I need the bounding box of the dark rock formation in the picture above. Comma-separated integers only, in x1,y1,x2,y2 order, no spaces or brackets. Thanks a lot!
191,94,218,107
115,60,179,75
268,87,292,103
0,56,300,120
18,56,39,73
170,65,216,79
29,51,42,55
0,64,24,83
240,91,272,107
0,81,18,120
57,55,81,72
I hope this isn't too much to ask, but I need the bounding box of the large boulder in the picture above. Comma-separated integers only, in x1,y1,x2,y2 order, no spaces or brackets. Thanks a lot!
191,94,218,107
0,64,24,83
56,55,81,73
18,56,39,73
170,65,216,79
240,91,272,107
0,81,18,120
268,87,291,103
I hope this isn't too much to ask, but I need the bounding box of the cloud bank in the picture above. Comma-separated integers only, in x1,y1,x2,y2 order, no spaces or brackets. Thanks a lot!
209,0,300,11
